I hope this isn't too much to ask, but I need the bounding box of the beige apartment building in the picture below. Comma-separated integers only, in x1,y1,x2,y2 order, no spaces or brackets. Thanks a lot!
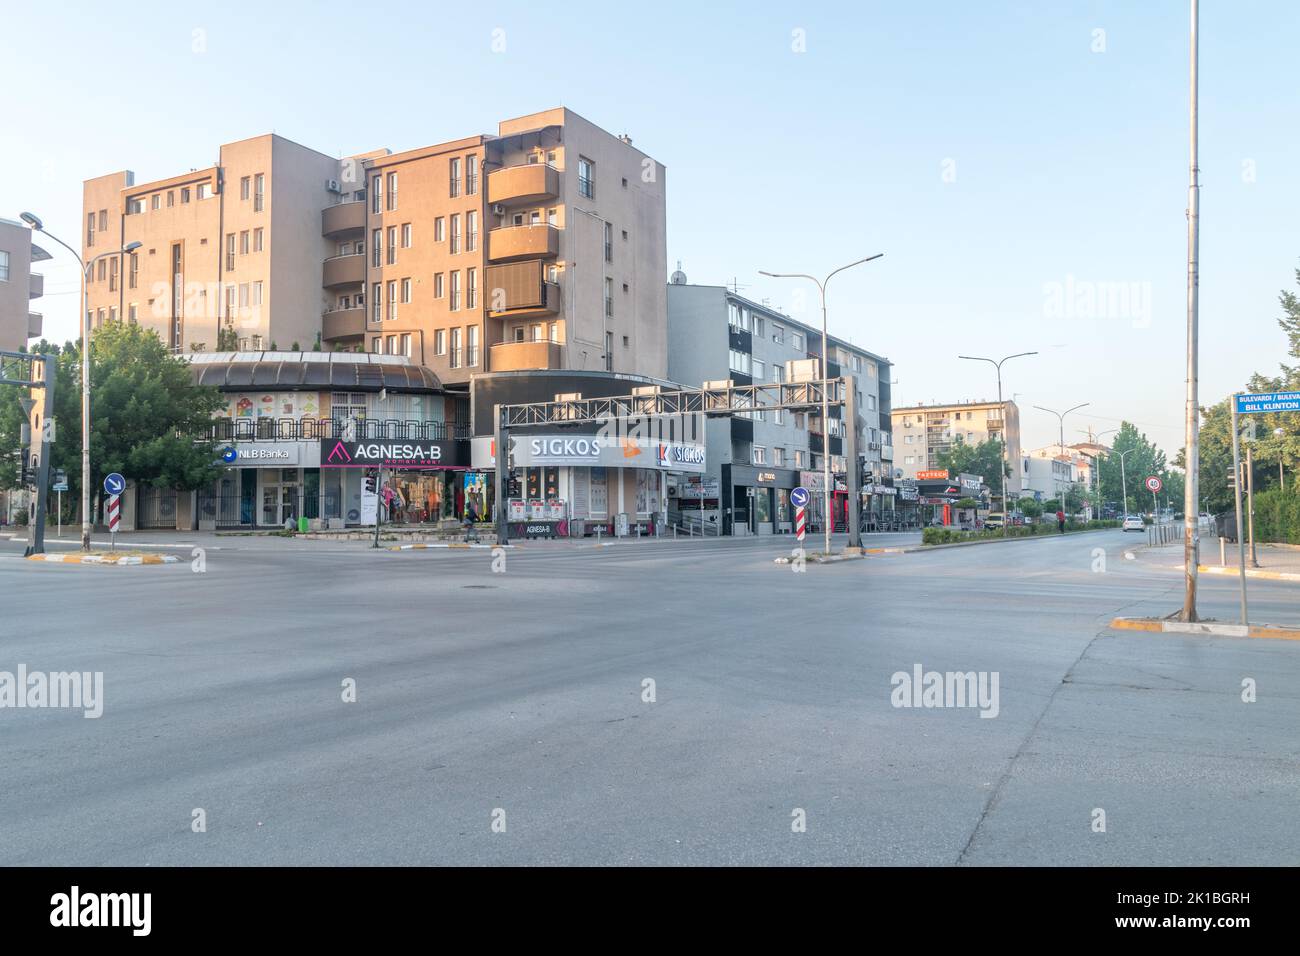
891,399,1022,496
81,108,668,388
0,217,47,353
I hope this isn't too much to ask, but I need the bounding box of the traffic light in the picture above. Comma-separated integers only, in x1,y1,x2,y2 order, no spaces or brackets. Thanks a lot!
20,451,37,486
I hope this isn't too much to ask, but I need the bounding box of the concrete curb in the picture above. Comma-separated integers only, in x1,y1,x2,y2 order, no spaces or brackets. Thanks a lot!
773,550,866,565
27,553,180,566
1198,564,1300,583
1109,616,1300,641
388,542,507,551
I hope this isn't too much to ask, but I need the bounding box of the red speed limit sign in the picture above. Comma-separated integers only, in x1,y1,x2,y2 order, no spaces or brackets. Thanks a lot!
1145,475,1163,493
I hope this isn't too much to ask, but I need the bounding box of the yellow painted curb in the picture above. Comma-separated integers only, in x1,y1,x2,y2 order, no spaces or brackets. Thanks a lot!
1199,564,1300,582
1110,617,1300,640
1109,618,1162,632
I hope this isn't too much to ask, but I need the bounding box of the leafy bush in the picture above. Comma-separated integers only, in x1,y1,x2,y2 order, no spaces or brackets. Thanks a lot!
1251,488,1300,544
922,520,1118,545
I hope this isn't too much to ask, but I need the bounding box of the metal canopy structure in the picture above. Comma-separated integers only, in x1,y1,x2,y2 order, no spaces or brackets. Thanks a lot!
0,349,56,555
492,376,862,548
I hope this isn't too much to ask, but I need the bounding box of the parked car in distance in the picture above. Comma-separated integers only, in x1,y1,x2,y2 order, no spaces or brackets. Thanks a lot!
985,512,1005,529
1122,515,1145,532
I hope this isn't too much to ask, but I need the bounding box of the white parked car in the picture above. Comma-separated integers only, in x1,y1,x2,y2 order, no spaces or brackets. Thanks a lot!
1122,515,1145,532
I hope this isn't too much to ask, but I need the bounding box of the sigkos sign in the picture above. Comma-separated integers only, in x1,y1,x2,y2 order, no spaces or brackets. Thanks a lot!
321,439,462,469
493,434,706,472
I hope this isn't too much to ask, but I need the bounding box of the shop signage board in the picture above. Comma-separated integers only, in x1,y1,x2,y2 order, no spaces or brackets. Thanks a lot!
499,434,706,472
321,439,461,469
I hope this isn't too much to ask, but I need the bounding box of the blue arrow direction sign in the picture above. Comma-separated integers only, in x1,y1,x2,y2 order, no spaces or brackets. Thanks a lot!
103,472,126,496
1236,391,1300,415
791,486,810,509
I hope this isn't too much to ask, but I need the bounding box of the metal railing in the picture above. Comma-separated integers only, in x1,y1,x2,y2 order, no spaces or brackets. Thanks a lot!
205,418,469,442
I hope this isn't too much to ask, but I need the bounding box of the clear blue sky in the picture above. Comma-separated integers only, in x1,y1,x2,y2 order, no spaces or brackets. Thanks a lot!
6,0,1297,456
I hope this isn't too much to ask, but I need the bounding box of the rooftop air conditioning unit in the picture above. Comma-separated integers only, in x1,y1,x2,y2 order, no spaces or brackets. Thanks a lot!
326,179,342,193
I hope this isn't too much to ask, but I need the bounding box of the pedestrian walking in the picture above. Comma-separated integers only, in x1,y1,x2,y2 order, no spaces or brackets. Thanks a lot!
1056,508,1066,534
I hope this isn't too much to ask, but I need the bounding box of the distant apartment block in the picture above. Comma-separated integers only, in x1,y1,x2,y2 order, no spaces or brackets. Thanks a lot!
891,399,1022,497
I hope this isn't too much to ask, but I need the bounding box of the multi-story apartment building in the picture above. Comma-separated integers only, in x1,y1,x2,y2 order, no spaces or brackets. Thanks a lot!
1021,444,1091,502
81,108,668,392
667,279,892,535
891,400,1022,498
0,217,47,352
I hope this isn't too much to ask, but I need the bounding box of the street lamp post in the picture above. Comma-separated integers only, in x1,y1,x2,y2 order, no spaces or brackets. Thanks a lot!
958,352,1037,535
1117,448,1136,517
20,212,139,551
1088,427,1119,518
760,253,883,555
1033,403,1089,511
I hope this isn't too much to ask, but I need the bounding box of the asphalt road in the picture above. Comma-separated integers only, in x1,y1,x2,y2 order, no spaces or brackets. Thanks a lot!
1,528,1297,865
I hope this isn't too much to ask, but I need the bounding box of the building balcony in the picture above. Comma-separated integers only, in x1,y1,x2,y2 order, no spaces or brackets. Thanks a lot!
28,312,42,337
321,307,366,341
488,163,559,206
29,272,43,299
322,200,367,238
489,340,563,371
488,224,559,263
485,261,559,317
322,253,365,289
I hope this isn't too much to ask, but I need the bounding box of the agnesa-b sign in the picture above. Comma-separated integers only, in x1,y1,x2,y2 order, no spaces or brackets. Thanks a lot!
321,439,461,469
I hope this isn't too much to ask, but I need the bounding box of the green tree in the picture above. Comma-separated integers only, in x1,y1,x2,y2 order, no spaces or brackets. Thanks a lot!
936,438,1007,495
1097,422,1179,514
0,326,225,509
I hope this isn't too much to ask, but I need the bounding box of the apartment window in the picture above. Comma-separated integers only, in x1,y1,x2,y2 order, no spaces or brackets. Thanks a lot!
253,228,264,252
796,451,808,469
128,303,138,324
401,223,412,248
578,157,594,198
774,405,784,426
434,217,445,242
401,277,411,304
240,231,250,255
99,210,108,231
129,253,138,289
387,280,397,319
0,250,7,281
434,273,444,298
549,322,559,343
530,323,543,342
434,329,446,355
180,188,190,203
386,226,397,265
97,259,106,282
239,283,249,308
467,324,479,366
728,349,751,375
240,176,250,201
754,316,764,338
466,211,477,252
753,446,766,466
401,333,412,357
128,198,144,215
548,207,558,226
772,324,784,344
386,335,397,355
96,308,105,327
604,221,613,262
372,283,382,322
371,336,381,353
605,330,613,371
466,154,478,195
108,306,117,324
604,277,613,317
752,358,765,379
86,213,95,246
108,258,118,292
151,194,160,211
449,214,460,254
792,331,805,351
166,191,174,208
372,229,382,267
466,268,477,309
197,183,212,200
254,174,265,212
514,327,525,342
372,175,382,214
449,271,461,310
449,157,461,198
386,172,397,211
450,327,462,368
869,395,878,411
253,281,263,306
225,285,236,320
226,234,236,270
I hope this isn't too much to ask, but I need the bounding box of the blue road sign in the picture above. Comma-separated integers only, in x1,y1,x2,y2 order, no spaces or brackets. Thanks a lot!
221,447,238,464
103,472,126,496
1236,391,1300,415
791,486,810,509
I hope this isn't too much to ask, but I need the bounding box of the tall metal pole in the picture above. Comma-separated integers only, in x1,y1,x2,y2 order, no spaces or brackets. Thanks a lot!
1246,441,1258,567
959,353,1036,535
1181,0,1202,620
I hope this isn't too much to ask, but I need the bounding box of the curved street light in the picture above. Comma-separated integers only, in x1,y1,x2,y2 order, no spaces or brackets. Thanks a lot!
20,211,140,551
958,352,1038,534
760,253,884,554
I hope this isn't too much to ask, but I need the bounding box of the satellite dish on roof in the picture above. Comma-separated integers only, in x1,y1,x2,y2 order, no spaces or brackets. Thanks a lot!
669,260,687,285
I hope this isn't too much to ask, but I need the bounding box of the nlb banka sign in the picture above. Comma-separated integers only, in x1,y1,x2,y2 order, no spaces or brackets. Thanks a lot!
320,438,462,469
